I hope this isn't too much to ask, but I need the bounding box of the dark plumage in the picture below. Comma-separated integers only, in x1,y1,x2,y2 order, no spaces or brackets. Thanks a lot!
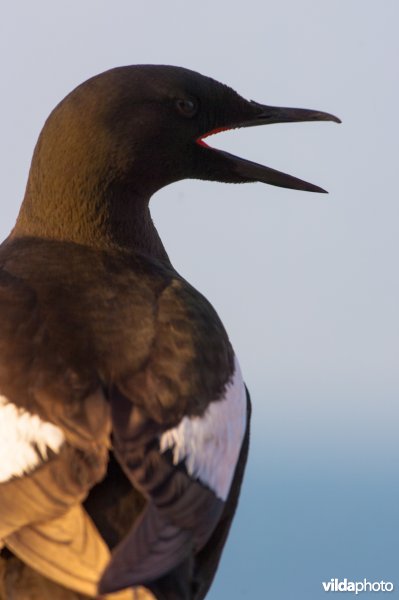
0,65,339,599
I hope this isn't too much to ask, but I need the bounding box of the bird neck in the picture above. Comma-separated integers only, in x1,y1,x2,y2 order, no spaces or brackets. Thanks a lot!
13,178,171,265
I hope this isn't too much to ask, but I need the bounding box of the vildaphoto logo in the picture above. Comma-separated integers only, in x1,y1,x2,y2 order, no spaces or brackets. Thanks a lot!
322,579,394,594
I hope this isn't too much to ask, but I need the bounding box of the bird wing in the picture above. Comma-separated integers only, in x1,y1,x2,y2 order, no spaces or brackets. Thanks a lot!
190,387,251,600
100,383,250,599
99,280,248,596
0,268,154,599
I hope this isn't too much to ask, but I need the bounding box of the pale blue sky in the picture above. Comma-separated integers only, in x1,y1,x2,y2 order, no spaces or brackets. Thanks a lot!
1,2,398,598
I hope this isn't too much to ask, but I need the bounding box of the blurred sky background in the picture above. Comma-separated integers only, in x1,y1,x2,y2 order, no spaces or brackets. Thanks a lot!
1,1,398,598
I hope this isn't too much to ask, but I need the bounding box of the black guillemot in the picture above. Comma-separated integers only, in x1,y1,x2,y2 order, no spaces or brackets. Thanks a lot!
0,65,339,600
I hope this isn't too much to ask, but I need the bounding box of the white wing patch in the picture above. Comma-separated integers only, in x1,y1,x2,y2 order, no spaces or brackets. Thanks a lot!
159,356,247,501
0,395,65,483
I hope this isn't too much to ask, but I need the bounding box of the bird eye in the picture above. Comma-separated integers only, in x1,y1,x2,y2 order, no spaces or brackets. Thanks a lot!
175,98,198,118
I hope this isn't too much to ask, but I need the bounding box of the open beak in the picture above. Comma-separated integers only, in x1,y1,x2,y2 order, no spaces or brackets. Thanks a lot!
197,102,341,193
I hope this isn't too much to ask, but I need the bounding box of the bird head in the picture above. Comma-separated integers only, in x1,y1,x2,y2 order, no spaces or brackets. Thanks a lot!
32,65,339,199
17,65,340,251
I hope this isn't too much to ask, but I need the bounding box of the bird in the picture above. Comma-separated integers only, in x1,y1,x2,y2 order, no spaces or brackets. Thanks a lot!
0,65,339,600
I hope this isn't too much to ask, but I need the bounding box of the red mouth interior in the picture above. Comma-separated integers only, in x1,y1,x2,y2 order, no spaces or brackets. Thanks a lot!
196,127,231,148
